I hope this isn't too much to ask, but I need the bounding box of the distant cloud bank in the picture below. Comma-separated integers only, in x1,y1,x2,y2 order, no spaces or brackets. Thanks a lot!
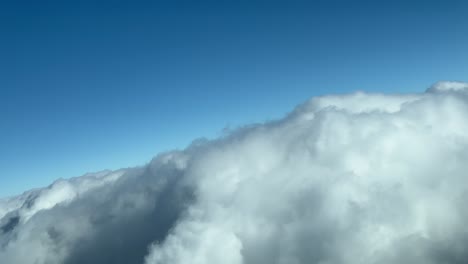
2,81,468,264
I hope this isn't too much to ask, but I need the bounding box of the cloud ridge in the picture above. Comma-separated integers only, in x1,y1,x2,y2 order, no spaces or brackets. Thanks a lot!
2,81,468,264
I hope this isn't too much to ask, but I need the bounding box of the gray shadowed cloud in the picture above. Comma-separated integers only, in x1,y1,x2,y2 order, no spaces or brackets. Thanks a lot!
2,81,468,264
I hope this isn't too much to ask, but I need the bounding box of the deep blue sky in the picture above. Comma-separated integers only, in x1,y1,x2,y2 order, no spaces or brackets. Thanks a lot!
1,0,467,197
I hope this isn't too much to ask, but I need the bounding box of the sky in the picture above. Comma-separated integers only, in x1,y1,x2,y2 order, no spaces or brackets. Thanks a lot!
1,0,468,197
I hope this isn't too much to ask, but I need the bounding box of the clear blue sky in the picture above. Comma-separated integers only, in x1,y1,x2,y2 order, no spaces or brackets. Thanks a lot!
1,0,467,197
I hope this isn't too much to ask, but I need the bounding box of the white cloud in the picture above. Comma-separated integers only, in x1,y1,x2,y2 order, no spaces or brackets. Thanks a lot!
2,81,468,264
426,81,468,93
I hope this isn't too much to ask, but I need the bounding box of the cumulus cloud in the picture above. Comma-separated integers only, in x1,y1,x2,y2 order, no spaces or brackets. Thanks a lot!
2,81,468,264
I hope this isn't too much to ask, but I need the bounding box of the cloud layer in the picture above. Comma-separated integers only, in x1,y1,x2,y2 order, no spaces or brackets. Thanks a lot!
2,81,468,264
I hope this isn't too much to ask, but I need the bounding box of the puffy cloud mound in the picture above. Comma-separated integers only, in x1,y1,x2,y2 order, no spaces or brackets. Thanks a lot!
2,81,468,264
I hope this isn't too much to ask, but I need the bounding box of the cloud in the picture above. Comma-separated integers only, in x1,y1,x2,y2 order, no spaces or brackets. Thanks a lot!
2,81,468,264
427,81,468,93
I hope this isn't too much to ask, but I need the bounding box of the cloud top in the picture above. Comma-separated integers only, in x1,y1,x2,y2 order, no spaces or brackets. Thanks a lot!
426,81,468,93
2,81,468,264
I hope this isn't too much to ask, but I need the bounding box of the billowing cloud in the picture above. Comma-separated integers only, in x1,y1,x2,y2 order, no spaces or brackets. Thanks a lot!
2,81,468,264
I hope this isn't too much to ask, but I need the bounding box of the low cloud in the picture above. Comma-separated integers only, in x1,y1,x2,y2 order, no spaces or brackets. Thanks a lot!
2,81,468,264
